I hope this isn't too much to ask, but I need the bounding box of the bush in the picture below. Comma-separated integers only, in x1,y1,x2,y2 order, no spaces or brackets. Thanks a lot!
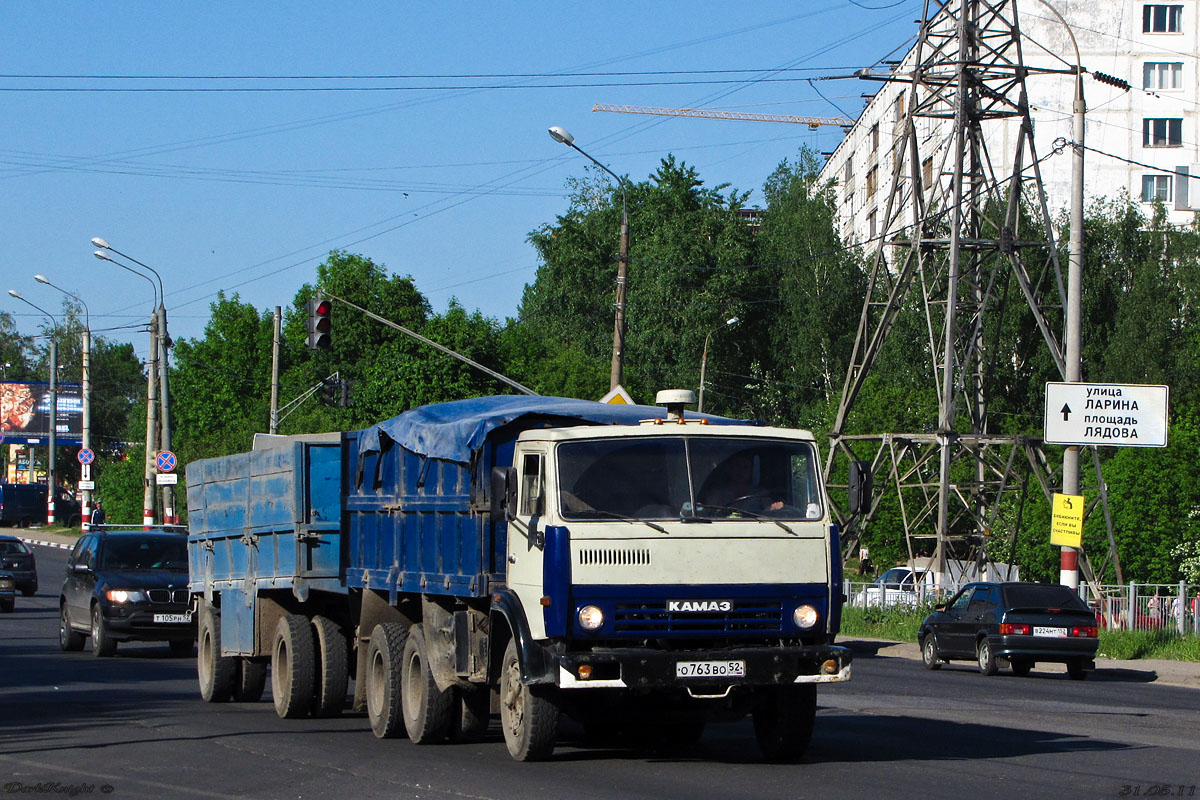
839,604,933,642
1098,629,1200,661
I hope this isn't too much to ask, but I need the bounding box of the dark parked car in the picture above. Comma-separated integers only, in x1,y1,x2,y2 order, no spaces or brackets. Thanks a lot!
0,570,15,612
918,582,1099,679
0,534,38,595
59,528,195,657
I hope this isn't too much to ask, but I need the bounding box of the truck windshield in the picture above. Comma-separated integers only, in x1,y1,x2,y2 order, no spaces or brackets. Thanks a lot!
556,437,822,521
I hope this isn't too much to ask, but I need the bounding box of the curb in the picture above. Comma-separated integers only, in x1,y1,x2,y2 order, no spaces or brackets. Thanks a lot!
19,537,75,551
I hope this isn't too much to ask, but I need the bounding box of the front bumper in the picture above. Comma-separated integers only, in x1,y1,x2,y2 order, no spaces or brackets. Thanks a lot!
100,604,197,642
552,644,852,689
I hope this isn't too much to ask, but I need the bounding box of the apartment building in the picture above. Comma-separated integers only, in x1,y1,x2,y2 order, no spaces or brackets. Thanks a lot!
820,0,1200,246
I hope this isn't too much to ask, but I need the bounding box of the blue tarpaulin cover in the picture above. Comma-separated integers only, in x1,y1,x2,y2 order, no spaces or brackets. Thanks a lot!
356,395,751,464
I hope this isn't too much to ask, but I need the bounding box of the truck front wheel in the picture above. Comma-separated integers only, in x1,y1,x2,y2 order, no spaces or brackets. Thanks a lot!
198,607,237,702
271,614,315,719
753,684,816,762
401,624,453,743
499,639,559,761
365,623,408,739
234,658,268,702
311,615,348,717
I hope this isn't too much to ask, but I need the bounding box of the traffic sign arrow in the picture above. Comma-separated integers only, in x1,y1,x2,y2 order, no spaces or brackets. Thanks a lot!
1060,403,1071,421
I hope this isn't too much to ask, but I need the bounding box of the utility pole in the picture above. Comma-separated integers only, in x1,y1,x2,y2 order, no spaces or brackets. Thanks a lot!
143,313,159,530
270,306,281,434
47,337,57,526
80,327,91,532
158,306,175,525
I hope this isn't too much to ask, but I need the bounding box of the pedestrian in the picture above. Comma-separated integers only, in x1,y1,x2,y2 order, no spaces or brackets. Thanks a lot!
91,500,106,527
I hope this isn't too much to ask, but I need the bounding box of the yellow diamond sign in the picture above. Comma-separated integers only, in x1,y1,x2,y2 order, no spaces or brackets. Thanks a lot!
1050,493,1084,548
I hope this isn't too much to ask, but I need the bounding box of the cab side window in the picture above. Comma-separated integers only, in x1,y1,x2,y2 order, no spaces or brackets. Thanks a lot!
949,589,973,613
967,587,991,613
71,535,97,570
519,453,543,517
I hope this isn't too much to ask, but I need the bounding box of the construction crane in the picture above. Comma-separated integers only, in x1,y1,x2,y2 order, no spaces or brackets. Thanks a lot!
592,103,852,129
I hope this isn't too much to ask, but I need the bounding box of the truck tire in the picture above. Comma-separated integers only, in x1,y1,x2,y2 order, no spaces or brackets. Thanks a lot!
752,684,816,763
91,604,117,657
451,686,491,742
198,606,237,702
271,614,316,719
59,604,85,651
234,658,268,702
311,615,348,717
366,623,408,739
400,624,454,743
499,638,559,761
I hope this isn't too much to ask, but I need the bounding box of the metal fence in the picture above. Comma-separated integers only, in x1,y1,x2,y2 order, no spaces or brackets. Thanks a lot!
843,579,1200,637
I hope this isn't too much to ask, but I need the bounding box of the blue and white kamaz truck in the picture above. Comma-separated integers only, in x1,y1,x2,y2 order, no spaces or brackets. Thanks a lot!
187,391,857,761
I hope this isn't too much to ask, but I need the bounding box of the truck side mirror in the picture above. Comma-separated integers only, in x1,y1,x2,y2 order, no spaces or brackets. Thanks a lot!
490,466,518,519
848,460,873,515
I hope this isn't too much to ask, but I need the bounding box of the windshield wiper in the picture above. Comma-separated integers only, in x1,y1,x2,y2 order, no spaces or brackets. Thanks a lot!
585,510,670,534
693,505,798,536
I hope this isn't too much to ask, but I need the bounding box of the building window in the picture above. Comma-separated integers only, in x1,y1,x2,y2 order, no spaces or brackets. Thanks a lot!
1143,4,1182,32
843,158,854,182
870,123,880,153
866,165,879,197
922,157,934,187
1144,62,1183,90
1141,174,1173,201
1144,118,1182,147
868,209,878,239
893,94,906,123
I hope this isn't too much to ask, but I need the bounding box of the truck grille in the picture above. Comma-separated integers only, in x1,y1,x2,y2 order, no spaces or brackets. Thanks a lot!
577,547,651,567
147,589,189,604
612,600,784,635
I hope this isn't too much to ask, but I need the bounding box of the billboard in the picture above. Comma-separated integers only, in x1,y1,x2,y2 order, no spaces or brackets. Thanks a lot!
0,382,83,446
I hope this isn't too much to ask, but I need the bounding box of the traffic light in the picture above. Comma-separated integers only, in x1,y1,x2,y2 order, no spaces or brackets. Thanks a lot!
319,377,339,406
306,297,332,350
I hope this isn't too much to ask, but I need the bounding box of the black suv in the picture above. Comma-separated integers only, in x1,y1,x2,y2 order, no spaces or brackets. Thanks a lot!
59,528,195,657
0,534,37,595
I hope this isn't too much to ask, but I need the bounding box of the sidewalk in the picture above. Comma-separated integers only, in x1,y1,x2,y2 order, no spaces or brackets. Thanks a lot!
844,636,1200,689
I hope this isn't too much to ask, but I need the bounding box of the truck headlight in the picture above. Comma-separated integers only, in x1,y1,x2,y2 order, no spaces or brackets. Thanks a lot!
106,589,145,604
577,605,604,631
793,604,818,630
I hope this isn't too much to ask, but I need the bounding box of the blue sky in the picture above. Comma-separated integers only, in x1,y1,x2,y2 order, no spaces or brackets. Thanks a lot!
2,1,923,356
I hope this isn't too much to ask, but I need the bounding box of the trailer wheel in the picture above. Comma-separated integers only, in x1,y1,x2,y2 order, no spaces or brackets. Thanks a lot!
233,658,268,702
752,684,816,763
198,606,237,702
400,624,453,743
366,623,408,739
499,638,559,761
271,614,316,719
451,686,491,742
311,615,348,717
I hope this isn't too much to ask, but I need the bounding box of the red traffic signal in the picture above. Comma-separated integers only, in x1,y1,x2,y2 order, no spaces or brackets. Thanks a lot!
306,297,332,350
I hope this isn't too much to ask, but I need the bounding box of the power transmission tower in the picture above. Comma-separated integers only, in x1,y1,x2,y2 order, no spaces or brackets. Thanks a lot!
825,0,1117,589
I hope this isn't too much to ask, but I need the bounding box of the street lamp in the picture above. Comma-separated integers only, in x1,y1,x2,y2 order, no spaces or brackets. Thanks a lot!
549,125,631,391
35,275,94,531
1036,0,1086,590
92,237,175,526
7,289,59,525
697,317,739,414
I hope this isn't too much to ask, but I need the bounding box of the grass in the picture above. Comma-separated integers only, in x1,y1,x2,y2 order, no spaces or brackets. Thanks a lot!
839,605,1200,662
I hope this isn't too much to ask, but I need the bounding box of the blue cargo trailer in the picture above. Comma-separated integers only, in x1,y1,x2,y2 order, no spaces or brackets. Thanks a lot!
188,393,858,761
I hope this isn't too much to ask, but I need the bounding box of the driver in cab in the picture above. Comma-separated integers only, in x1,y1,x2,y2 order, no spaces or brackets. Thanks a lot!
701,454,784,514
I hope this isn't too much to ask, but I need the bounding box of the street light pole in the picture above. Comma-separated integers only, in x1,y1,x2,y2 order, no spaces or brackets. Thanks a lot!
1037,1,1085,590
549,125,631,391
698,317,739,414
35,275,92,531
7,290,58,525
93,239,175,525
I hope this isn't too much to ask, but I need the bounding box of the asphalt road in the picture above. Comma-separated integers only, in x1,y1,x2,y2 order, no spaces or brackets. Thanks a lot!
3,544,1199,800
